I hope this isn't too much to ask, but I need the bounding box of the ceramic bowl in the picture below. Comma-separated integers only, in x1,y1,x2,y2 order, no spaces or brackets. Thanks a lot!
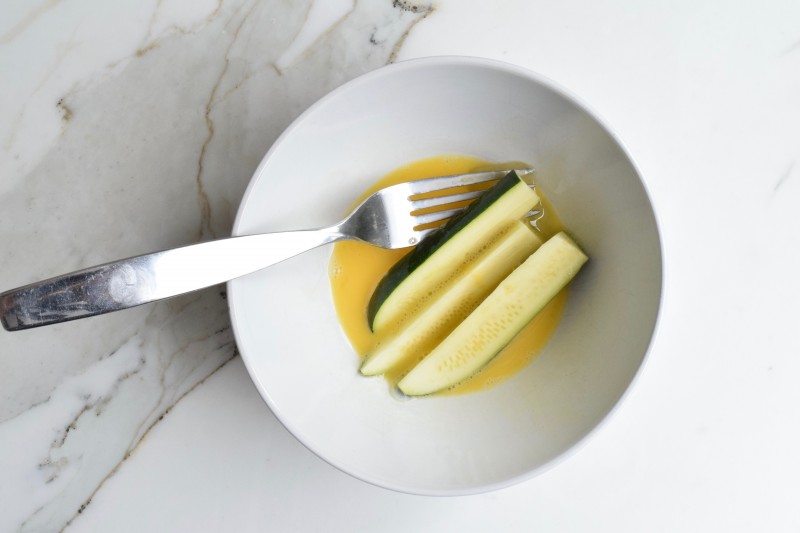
229,56,662,495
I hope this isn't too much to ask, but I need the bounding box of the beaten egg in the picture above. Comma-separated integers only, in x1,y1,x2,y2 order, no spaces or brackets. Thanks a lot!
329,155,567,395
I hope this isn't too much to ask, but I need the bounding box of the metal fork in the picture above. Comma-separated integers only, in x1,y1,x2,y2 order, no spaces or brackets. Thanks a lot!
0,169,533,331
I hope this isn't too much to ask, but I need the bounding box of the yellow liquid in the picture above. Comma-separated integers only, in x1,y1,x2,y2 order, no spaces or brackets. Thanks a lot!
328,155,567,395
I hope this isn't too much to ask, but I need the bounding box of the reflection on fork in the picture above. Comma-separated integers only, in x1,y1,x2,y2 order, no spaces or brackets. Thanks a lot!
0,169,535,331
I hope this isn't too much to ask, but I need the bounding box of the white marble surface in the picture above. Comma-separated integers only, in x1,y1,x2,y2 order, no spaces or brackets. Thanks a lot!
1,0,799,531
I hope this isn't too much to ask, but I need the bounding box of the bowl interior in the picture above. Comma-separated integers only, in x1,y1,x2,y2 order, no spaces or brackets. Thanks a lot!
229,57,662,494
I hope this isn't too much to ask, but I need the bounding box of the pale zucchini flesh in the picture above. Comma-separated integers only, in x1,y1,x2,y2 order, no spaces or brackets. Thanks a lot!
398,232,588,396
360,221,543,376
368,171,539,332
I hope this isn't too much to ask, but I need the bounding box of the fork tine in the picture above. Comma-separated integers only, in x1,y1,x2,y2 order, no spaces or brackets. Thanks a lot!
413,208,464,227
406,168,533,196
413,227,438,242
411,190,485,211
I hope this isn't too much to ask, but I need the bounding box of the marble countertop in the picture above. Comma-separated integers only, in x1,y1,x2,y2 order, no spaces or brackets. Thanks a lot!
2,1,800,531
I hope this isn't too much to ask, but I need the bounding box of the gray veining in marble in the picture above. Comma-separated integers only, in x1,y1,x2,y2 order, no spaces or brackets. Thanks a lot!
0,0,432,530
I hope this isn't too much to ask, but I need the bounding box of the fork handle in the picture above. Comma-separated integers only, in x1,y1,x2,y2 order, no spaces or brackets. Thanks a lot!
0,229,345,331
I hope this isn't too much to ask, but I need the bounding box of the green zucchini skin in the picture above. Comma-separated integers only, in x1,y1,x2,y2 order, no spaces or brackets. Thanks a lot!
360,222,542,377
397,232,588,396
367,171,526,330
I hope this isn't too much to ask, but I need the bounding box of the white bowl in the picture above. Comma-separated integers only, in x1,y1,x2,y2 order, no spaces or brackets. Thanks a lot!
229,57,662,495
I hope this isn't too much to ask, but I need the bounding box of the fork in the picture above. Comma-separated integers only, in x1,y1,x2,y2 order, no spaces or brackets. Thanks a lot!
0,169,533,331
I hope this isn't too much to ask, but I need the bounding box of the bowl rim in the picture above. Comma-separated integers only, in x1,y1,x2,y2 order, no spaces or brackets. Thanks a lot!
228,55,665,496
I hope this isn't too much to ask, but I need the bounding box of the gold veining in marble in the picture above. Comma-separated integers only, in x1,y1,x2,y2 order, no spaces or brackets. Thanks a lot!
0,1,434,531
